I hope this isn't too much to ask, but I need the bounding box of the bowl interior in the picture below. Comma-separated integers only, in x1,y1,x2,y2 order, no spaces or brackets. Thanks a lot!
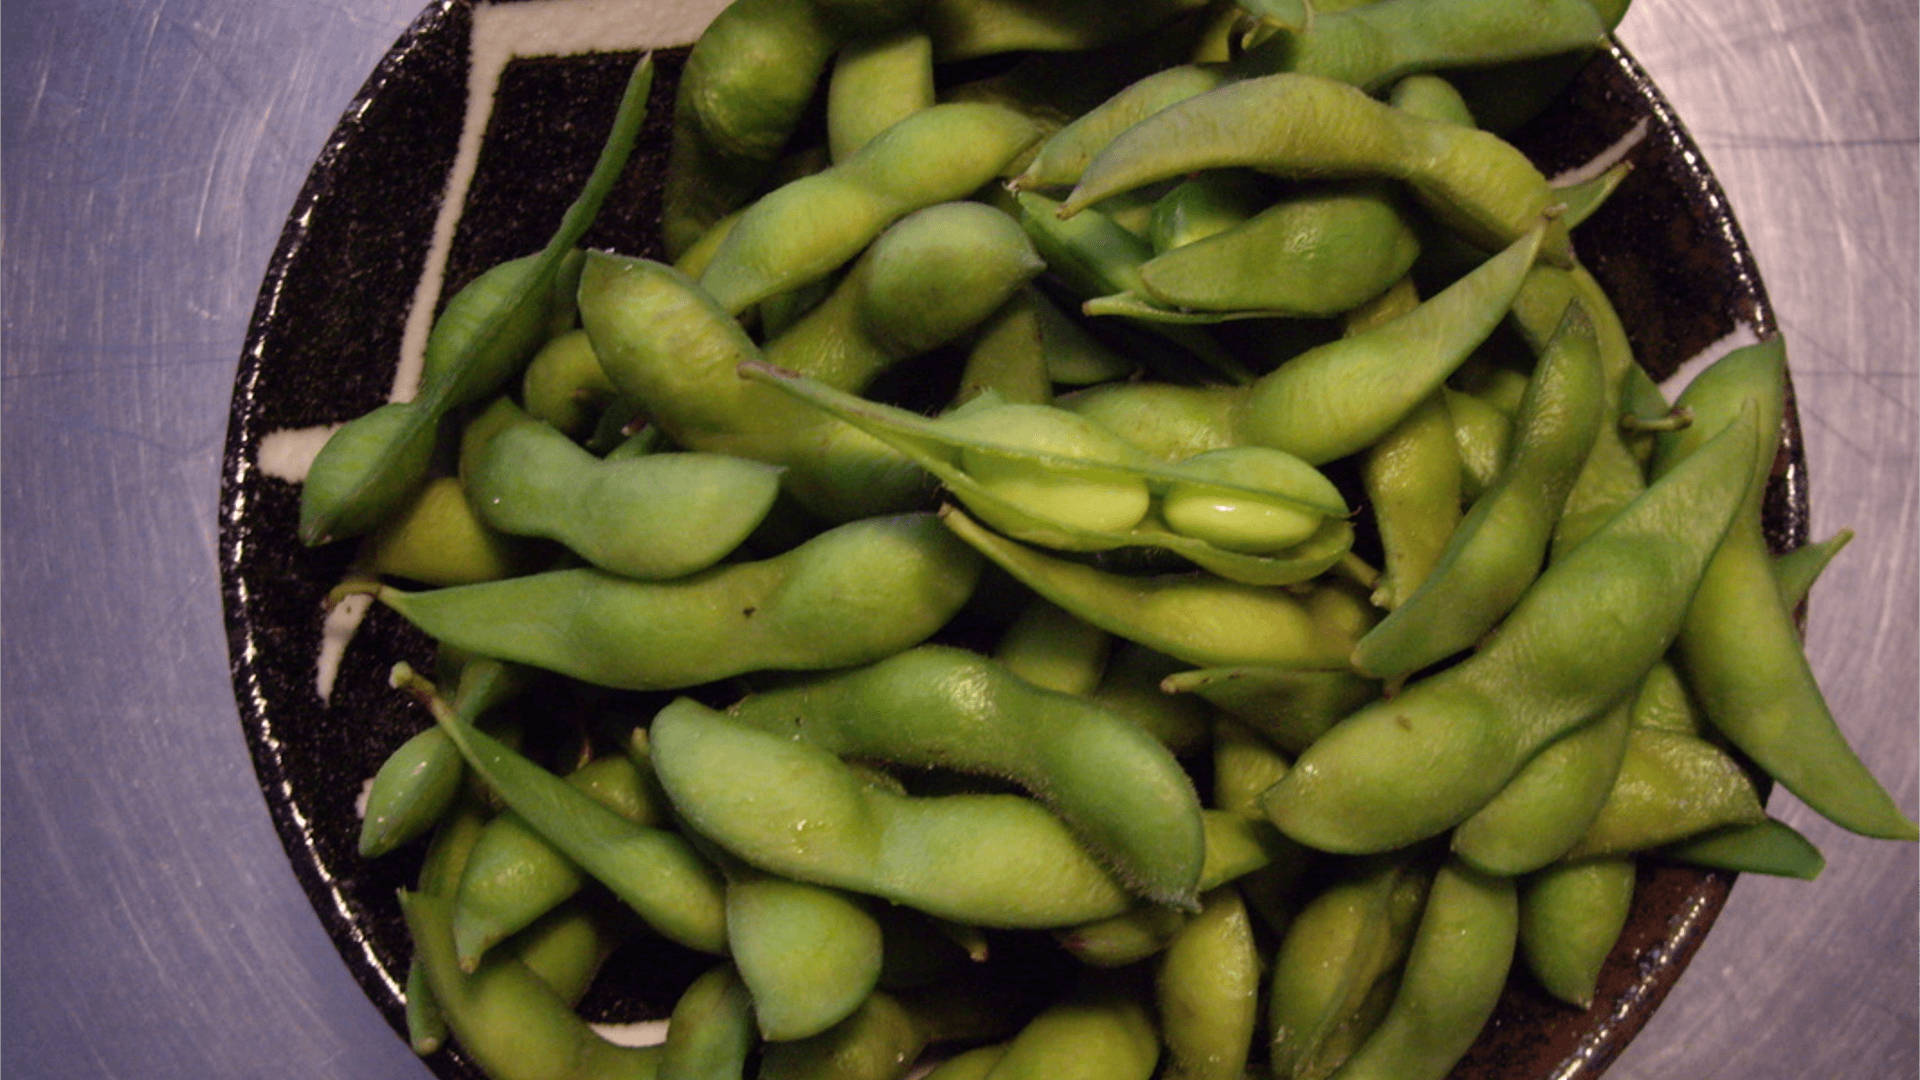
220,4,1798,1077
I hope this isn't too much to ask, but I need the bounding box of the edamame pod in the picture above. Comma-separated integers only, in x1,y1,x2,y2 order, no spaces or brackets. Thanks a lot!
725,870,885,1041
363,513,980,691
1232,224,1545,464
465,406,784,581
759,992,928,1080
983,977,1159,1080
721,644,1206,905
661,965,755,1080
1134,182,1420,315
394,666,730,955
1156,888,1259,1080
1063,74,1569,261
697,103,1041,314
1328,859,1517,1080
300,56,653,546
1262,408,1759,853
1350,299,1605,677
1267,855,1433,1080
827,29,935,162
1650,339,1919,840
941,506,1365,670
1517,857,1634,1008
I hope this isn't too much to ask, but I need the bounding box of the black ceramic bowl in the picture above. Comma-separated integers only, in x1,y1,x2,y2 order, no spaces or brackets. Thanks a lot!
220,2,1802,1077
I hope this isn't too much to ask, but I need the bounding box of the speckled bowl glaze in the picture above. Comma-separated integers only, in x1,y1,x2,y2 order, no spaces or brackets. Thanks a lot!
220,3,1804,1078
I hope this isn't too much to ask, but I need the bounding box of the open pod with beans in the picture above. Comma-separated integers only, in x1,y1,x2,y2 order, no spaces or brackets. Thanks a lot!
289,2,1917,1078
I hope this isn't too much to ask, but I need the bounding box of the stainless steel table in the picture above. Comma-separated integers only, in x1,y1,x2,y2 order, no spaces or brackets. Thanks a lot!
4,0,1913,1076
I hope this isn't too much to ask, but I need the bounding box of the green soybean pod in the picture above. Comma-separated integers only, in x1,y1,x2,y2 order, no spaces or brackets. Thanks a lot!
1063,73,1568,262
362,474,533,587
941,506,1363,670
1056,380,1240,462
956,290,1055,408
1261,410,1759,854
1651,339,1918,840
1330,859,1517,1080
520,328,618,441
1267,855,1432,1080
1562,727,1769,859
651,698,1139,927
1443,386,1514,501
984,977,1159,1080
726,870,884,1041
922,0,1208,60
697,103,1040,315
993,597,1111,697
660,964,755,1080
453,753,668,967
921,1044,1009,1080
405,794,488,1055
1135,181,1420,315
1517,857,1634,1008
363,513,980,692
465,410,784,581
722,644,1206,906
1657,819,1825,880
828,29,936,162
507,897,634,1010
1449,697,1633,876
1231,224,1544,464
399,889,665,1080
1157,888,1260,1080
1350,299,1605,679
393,665,730,956
1147,171,1271,254
759,991,928,1080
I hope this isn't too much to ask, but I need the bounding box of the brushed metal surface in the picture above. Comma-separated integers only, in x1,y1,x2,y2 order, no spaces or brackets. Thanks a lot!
2,1,1912,1079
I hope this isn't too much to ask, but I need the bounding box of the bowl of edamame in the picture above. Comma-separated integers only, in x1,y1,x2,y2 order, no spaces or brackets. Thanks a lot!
221,1,1915,1078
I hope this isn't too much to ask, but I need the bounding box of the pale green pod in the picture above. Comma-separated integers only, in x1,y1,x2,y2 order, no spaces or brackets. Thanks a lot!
1063,74,1570,260
923,0,1209,60
363,475,532,587
519,328,616,441
721,644,1207,906
697,103,1041,314
1450,697,1633,876
1147,171,1271,253
1517,858,1634,1009
941,506,1366,669
984,978,1160,1080
993,597,1111,697
370,513,980,692
1562,727,1769,859
465,412,784,581
1136,181,1420,316
1267,855,1432,1080
661,965,755,1080
828,29,936,162
1231,225,1544,464
1057,381,1241,461
1157,888,1260,1080
1329,860,1516,1080
651,699,1138,927
727,872,884,1041
759,991,928,1080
